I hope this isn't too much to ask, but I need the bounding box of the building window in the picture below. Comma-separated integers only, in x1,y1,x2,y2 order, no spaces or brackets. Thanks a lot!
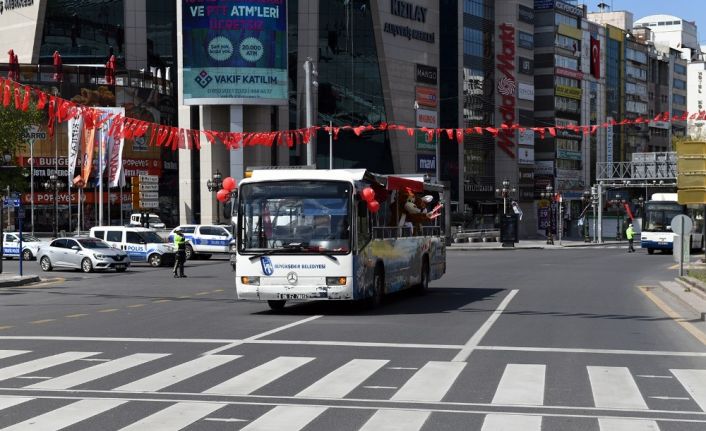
673,94,687,105
675,63,687,75
556,76,579,88
518,31,534,49
626,47,647,64
555,34,579,55
625,82,647,97
673,78,687,90
555,54,578,70
626,64,647,80
555,96,580,113
463,0,492,19
555,13,577,27
463,27,483,57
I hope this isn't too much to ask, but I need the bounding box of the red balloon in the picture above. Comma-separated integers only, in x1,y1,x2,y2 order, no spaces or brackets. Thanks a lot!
216,189,230,203
361,187,375,202
222,176,237,191
367,200,380,213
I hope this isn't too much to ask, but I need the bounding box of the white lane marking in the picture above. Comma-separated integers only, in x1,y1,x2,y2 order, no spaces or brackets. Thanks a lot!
391,361,466,402
203,418,248,423
453,289,519,362
0,396,33,411
1,399,127,431
15,376,51,380
475,346,706,357
115,355,240,392
387,367,418,370
650,396,690,400
671,369,706,411
638,375,673,379
359,409,431,431
588,366,648,410
239,405,327,431
363,386,398,390
202,315,323,356
297,359,389,399
27,353,168,390
492,364,545,406
598,417,660,431
118,402,225,431
0,351,29,360
480,413,542,431
79,358,112,362
250,340,461,349
204,356,315,396
0,352,100,382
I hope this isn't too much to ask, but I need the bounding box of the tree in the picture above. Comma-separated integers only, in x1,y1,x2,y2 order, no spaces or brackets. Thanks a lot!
0,103,43,156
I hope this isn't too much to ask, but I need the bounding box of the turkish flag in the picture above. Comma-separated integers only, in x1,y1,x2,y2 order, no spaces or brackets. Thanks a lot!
590,36,600,79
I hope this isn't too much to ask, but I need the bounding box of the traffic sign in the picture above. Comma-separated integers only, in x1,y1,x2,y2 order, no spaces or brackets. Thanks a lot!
140,201,160,209
139,183,158,191
2,198,20,208
139,192,159,200
139,175,158,184
671,214,693,236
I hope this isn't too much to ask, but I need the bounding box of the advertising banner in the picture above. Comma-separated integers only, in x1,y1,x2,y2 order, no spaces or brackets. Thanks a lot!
417,154,436,173
182,0,288,104
415,86,438,108
67,113,83,184
415,108,438,128
102,108,126,188
79,126,96,187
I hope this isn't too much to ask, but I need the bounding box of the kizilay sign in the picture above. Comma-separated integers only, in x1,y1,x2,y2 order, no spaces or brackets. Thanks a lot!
497,23,516,159
384,0,435,43
182,0,288,104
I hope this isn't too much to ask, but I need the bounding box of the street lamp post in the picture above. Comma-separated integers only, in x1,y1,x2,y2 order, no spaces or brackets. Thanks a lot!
206,170,223,224
541,184,554,245
496,179,515,215
582,190,591,242
43,173,66,238
591,185,599,243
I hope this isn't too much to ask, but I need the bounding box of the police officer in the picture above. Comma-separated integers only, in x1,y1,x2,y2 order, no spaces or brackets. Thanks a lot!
173,229,187,278
626,223,636,253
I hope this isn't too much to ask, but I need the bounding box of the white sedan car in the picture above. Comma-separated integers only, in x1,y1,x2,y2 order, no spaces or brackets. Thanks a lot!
37,237,130,273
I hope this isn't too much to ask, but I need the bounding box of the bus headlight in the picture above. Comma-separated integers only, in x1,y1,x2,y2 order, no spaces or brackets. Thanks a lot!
241,276,260,286
326,277,347,286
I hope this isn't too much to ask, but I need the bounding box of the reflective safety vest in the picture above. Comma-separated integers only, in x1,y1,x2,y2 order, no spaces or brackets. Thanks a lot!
174,234,186,251
626,226,635,240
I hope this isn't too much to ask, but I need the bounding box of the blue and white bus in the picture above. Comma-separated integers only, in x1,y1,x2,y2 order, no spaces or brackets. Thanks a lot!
641,193,704,254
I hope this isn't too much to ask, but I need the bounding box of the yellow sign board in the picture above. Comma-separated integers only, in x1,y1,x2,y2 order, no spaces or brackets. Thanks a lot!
676,141,706,156
556,85,583,100
557,24,582,40
678,188,706,204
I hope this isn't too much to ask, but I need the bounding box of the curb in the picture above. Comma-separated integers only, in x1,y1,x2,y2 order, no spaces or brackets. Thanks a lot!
449,246,546,251
0,275,41,288
676,276,706,301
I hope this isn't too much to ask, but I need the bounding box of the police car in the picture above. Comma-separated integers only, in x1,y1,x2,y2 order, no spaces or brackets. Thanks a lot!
89,226,175,267
2,233,48,261
167,225,233,260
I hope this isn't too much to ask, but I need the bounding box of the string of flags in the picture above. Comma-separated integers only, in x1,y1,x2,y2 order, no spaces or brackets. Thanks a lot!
1,76,704,153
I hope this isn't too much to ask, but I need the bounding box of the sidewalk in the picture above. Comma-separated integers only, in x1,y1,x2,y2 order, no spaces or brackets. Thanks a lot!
449,238,628,251
0,273,41,288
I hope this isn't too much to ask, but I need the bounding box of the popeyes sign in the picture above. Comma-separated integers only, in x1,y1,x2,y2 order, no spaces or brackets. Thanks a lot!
497,23,516,159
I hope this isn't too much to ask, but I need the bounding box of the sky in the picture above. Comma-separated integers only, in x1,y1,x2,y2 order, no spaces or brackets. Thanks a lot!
592,0,706,43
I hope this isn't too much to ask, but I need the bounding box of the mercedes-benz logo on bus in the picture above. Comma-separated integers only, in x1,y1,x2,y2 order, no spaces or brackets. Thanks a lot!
286,272,298,285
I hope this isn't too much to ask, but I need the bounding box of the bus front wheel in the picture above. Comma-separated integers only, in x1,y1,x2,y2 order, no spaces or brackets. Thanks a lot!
370,269,385,308
647,248,654,255
268,300,286,311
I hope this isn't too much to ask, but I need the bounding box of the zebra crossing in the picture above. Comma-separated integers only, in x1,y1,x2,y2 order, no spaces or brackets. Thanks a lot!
0,349,705,430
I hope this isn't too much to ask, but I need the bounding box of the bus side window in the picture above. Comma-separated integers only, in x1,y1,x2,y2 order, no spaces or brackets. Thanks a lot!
357,200,371,250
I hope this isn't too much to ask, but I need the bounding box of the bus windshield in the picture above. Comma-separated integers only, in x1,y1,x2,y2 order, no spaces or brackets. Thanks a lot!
643,202,684,232
238,180,351,253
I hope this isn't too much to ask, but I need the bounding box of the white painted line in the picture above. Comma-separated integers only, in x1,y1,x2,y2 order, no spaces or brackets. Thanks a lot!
203,356,315,395
15,376,51,380
475,345,706,357
0,350,29,361
391,361,466,402
638,375,673,379
0,336,238,343
297,359,389,399
492,364,545,406
115,355,240,392
202,315,323,356
650,396,690,400
363,386,398,390
249,339,461,350
0,396,33,411
118,401,225,431
453,289,519,362
204,356,314,396
0,352,100,382
671,369,706,411
598,417,660,431
387,367,418,370
240,405,326,431
27,353,168,390
588,366,648,410
79,358,112,362
359,409,431,431
1,398,127,431
480,414,542,431
203,417,248,423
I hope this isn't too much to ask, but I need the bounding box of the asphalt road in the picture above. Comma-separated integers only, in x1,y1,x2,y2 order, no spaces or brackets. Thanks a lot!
0,248,705,430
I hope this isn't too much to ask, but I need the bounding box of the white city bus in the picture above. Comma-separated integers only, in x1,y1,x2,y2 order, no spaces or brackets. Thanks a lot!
234,168,447,311
641,193,704,254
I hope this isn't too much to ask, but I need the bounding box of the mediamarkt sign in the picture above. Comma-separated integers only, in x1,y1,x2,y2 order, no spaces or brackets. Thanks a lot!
497,23,516,159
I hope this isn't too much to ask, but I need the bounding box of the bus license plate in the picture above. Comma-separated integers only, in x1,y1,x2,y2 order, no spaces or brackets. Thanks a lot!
279,293,309,300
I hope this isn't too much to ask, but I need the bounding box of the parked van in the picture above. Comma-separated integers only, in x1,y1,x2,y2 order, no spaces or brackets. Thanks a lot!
89,226,175,267
128,213,166,229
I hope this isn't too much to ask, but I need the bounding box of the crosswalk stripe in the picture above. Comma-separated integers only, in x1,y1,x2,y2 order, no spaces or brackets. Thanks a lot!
296,359,389,399
598,418,660,431
391,361,466,402
0,399,127,431
115,355,240,392
587,366,648,410
0,351,29,361
0,352,100,382
358,410,431,431
239,405,326,431
492,364,545,406
0,396,33,411
480,414,542,431
118,402,225,431
204,356,315,395
671,369,706,411
26,353,169,390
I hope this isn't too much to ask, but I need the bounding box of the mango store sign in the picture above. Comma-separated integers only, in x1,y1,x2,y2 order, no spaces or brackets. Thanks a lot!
497,23,516,159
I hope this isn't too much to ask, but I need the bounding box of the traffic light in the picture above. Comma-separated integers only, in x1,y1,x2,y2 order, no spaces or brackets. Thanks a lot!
676,141,706,204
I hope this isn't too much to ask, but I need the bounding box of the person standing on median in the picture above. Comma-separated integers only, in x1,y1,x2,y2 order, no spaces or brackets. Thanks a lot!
626,223,636,253
173,229,187,278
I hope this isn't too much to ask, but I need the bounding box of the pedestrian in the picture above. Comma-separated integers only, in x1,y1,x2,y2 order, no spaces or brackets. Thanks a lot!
626,222,635,253
173,229,187,278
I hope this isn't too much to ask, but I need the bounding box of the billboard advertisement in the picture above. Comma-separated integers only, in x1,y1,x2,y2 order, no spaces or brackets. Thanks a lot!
182,0,288,105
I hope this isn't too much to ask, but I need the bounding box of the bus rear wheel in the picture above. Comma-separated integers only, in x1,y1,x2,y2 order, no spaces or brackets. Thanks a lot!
268,300,286,311
416,258,429,295
370,269,384,308
647,248,654,255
